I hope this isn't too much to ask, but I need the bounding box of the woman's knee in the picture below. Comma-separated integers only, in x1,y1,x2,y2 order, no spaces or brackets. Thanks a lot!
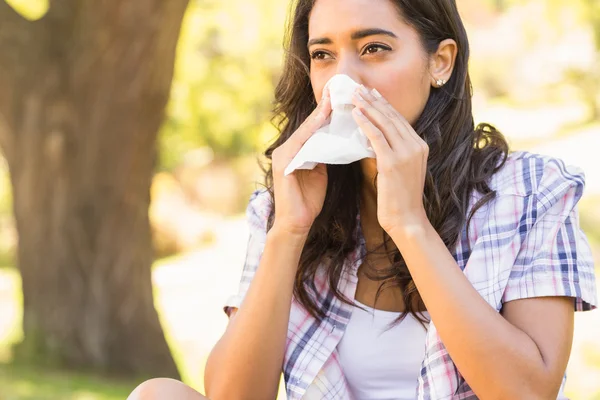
127,378,208,400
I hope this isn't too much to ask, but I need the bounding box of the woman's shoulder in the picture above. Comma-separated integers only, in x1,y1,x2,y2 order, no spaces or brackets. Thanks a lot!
488,150,586,202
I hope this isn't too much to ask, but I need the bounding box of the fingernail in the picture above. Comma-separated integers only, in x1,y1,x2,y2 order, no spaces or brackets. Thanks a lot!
359,85,370,96
353,107,367,120
353,92,367,103
371,88,382,98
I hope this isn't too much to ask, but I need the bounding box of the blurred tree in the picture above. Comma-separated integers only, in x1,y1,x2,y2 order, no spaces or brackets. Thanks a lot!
158,0,287,170
0,0,188,378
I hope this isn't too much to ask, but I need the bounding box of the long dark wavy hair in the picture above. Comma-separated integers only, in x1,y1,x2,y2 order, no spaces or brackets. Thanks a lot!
262,0,510,326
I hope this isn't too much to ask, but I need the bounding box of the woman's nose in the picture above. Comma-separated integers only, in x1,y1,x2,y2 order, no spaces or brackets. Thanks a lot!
335,57,363,85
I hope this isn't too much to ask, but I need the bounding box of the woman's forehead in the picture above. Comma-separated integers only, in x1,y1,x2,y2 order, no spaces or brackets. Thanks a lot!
308,0,406,40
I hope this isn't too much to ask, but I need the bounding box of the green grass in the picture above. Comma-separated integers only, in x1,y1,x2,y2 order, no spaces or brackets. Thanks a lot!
0,258,195,400
0,269,22,364
0,269,136,400
0,363,135,400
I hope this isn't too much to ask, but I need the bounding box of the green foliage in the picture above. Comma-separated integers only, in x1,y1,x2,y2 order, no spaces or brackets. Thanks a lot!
0,164,16,268
4,0,48,20
565,64,600,121
552,0,600,119
158,0,288,169
580,0,600,52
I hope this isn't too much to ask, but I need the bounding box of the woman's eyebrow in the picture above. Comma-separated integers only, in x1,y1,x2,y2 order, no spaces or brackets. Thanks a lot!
307,28,398,48
351,28,397,41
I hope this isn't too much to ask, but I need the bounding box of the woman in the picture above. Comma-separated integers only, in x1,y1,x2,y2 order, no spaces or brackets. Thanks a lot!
130,0,597,399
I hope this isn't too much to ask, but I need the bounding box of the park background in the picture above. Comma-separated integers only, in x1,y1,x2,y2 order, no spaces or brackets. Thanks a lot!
0,0,599,399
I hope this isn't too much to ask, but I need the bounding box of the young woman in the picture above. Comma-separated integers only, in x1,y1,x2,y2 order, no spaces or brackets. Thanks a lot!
130,0,597,399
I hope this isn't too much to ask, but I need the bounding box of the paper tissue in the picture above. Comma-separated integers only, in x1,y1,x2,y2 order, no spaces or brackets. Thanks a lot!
284,74,376,176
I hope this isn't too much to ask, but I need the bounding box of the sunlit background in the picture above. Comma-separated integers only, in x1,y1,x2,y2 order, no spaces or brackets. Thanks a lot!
0,0,598,399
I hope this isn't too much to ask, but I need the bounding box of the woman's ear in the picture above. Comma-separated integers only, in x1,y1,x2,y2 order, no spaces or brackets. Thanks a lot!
429,39,457,88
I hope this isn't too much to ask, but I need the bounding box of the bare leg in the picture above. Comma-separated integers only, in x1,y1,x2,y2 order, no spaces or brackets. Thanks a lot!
127,378,209,400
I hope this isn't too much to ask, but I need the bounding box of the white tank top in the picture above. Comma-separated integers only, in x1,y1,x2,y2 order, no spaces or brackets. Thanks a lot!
337,299,430,400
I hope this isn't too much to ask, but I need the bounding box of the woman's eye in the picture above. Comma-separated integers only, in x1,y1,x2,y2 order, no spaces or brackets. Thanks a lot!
310,51,331,60
363,44,391,55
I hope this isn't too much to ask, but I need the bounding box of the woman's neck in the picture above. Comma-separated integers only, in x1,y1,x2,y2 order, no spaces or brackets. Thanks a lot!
359,158,390,250
360,158,378,194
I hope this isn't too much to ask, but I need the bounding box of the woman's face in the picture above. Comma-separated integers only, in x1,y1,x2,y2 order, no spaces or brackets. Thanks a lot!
308,0,432,126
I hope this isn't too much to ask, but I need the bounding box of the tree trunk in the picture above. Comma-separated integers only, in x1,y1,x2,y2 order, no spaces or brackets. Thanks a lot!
0,0,189,378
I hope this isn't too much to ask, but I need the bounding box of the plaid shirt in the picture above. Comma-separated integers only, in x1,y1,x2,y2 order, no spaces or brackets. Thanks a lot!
224,151,598,400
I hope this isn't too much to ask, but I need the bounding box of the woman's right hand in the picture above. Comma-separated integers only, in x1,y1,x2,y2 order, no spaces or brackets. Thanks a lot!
271,89,332,236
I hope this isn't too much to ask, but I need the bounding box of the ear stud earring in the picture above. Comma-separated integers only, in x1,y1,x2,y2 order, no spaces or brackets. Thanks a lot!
435,78,446,87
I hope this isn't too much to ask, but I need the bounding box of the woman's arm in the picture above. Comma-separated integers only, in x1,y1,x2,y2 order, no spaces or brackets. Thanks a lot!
204,226,307,400
350,87,579,399
391,222,573,400
206,89,331,400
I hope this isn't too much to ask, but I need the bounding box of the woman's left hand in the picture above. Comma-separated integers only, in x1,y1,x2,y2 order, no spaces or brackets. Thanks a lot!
351,85,429,236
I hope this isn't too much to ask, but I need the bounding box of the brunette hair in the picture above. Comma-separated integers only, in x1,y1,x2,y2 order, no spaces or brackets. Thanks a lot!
263,0,509,325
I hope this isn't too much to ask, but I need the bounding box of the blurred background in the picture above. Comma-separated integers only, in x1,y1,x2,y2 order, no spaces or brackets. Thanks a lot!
0,0,598,399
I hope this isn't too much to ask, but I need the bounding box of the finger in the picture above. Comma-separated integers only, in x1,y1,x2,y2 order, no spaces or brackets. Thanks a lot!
365,87,427,163
352,90,403,151
370,88,421,147
367,87,412,144
304,90,332,136
300,88,332,131
285,93,332,154
370,88,430,178
320,84,331,103
352,106,393,158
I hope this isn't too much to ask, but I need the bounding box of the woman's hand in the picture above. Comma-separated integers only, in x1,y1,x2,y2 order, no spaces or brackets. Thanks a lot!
271,89,332,236
351,85,429,236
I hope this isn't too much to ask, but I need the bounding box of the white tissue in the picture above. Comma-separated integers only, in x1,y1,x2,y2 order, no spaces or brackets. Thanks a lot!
284,74,376,176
